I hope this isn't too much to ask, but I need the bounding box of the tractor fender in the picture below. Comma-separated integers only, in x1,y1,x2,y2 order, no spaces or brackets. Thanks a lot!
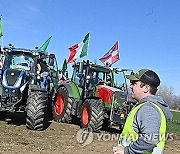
58,81,81,99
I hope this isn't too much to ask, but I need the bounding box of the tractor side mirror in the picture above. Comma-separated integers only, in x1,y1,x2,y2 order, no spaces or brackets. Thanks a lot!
78,62,83,73
48,54,55,66
49,57,54,66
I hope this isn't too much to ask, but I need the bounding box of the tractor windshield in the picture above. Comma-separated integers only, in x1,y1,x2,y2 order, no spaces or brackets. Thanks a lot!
113,69,132,90
114,72,127,88
72,63,113,88
4,52,34,71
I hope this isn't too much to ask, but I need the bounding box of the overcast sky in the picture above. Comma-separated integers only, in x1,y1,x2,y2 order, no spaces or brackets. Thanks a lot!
0,0,180,95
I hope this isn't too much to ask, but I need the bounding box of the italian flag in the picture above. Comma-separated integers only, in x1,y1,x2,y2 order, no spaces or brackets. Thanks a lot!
67,33,90,63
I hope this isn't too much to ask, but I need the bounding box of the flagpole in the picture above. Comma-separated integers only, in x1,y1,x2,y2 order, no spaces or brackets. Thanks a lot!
117,40,119,48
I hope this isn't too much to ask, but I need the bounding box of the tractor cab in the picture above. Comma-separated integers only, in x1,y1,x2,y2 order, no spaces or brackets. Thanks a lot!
71,60,113,98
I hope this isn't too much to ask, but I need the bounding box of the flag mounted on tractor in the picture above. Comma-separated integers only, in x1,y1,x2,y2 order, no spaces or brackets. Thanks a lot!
62,58,67,74
67,33,90,63
99,41,119,67
39,36,52,52
0,16,3,38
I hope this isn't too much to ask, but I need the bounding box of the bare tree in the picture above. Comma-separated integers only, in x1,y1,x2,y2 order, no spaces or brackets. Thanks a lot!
157,86,174,105
157,86,180,110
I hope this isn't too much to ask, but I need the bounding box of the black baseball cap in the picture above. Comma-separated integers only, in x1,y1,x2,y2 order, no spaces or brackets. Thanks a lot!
126,69,160,88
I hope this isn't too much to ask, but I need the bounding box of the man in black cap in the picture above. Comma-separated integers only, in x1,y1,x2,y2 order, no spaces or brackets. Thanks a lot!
113,69,172,154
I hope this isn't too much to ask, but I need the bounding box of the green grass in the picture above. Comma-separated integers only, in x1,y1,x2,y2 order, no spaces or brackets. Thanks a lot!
167,111,180,134
171,111,180,121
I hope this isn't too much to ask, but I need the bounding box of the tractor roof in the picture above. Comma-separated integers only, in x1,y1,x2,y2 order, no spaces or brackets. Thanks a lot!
3,47,46,56
74,60,112,73
4,47,32,53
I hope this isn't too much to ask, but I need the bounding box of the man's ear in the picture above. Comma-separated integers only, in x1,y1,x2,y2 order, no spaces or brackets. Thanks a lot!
143,85,150,93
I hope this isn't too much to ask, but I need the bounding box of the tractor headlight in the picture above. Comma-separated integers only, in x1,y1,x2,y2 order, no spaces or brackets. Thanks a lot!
32,52,39,56
37,75,41,80
86,75,90,80
35,52,39,55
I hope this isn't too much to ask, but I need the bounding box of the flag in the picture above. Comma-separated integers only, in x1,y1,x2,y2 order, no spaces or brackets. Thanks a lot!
62,58,67,74
67,33,90,63
97,85,120,104
99,41,119,67
0,16,3,37
39,36,52,52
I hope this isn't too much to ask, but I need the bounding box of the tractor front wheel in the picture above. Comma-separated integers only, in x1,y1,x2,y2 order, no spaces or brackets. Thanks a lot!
26,91,48,131
80,99,104,132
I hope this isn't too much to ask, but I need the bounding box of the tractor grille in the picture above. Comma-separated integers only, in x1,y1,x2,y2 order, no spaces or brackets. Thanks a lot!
6,69,21,86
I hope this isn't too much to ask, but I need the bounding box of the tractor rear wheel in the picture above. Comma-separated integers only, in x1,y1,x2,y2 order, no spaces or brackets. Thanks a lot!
53,87,72,123
80,99,104,132
26,91,48,131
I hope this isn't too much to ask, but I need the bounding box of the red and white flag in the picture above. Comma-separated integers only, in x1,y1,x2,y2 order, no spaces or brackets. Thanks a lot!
97,85,121,104
99,41,119,67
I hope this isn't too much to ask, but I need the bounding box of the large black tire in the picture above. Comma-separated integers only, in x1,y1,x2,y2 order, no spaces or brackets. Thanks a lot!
26,91,48,131
80,99,104,132
53,87,72,123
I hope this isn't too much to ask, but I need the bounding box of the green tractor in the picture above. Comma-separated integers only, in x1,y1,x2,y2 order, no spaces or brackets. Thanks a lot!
0,46,59,130
53,60,134,131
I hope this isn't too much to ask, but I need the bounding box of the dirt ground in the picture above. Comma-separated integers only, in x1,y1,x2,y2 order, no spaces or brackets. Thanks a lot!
0,113,179,154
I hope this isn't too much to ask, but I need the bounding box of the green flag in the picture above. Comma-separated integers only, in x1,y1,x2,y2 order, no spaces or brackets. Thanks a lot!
39,36,52,52
80,33,90,58
62,58,67,74
0,16,3,37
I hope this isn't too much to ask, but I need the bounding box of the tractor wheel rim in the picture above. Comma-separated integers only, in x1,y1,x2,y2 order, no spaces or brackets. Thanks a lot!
82,107,89,126
54,94,65,115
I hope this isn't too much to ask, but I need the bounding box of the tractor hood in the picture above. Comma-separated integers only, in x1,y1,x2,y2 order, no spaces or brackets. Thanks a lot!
96,85,126,105
2,69,26,89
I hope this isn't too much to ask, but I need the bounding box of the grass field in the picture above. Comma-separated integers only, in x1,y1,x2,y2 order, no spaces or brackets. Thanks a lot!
167,111,180,134
166,111,180,152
